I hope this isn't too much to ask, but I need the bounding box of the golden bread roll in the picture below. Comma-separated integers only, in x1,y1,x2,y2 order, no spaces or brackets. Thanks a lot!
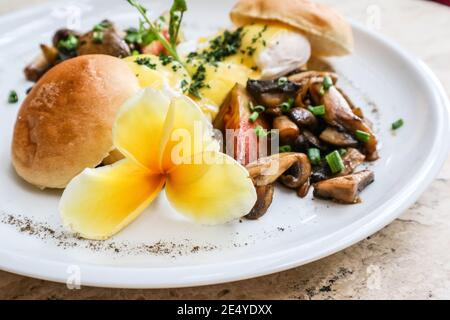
12,55,140,189
230,0,353,56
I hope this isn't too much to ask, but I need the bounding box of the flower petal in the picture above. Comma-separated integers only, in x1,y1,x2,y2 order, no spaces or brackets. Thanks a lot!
165,151,256,224
60,159,165,240
113,88,170,172
160,95,218,171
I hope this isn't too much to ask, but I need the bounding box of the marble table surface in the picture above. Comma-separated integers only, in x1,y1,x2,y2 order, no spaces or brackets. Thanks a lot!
0,0,449,300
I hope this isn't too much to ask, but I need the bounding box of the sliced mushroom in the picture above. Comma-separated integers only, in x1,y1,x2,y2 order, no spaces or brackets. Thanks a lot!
318,86,378,160
340,148,365,176
279,153,311,189
246,184,275,220
246,79,299,113
24,53,51,82
306,56,335,72
288,107,318,128
297,179,311,198
40,44,59,64
313,170,374,204
288,71,338,85
245,153,312,218
246,153,309,186
303,130,326,150
273,116,300,144
310,164,332,183
77,26,130,58
319,127,358,147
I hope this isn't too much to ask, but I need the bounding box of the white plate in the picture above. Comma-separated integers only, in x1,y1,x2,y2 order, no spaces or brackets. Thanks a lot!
0,0,449,289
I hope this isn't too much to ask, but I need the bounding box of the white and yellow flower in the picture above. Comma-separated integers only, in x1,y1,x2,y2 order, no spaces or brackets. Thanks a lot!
60,89,256,240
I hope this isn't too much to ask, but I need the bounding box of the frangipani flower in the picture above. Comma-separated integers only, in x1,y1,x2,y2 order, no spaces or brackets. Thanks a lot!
60,89,257,240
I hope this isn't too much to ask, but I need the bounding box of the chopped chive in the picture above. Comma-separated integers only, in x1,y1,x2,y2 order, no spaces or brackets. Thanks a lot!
277,77,288,86
57,34,78,51
355,130,370,142
325,150,345,174
308,104,326,116
323,76,333,90
308,148,321,165
8,90,18,103
319,86,325,96
92,31,104,43
254,125,268,137
280,98,294,112
391,119,404,130
279,145,292,153
338,148,347,156
253,105,265,113
249,111,259,122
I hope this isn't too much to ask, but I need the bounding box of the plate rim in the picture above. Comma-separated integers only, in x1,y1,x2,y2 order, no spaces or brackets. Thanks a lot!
0,11,449,288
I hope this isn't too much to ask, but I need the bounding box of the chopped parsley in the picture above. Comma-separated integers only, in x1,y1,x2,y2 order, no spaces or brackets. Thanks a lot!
180,79,189,93
193,28,244,64
159,54,174,66
188,64,207,98
8,90,18,104
135,57,157,69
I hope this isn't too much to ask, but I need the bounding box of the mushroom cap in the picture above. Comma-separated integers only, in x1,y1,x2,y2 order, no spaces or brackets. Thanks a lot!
12,54,140,189
230,0,354,56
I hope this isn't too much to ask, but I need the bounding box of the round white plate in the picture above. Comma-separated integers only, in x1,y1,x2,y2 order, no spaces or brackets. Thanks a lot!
0,0,448,289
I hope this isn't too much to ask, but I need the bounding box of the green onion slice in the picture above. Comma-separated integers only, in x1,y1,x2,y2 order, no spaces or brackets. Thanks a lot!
279,145,292,153
249,111,259,123
8,90,18,104
325,150,345,174
308,105,326,116
308,148,321,165
355,130,371,142
391,119,404,130
253,105,265,113
280,98,294,112
323,76,333,90
277,77,288,86
254,125,268,137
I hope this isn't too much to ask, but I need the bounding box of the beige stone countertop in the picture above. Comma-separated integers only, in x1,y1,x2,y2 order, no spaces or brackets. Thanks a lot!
0,0,449,300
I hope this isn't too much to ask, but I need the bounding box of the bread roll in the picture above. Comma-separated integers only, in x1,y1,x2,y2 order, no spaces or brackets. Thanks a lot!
12,55,140,189
230,0,353,56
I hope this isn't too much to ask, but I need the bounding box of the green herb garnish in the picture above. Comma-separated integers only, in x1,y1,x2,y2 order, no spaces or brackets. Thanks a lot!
168,0,187,48
307,148,321,165
92,31,104,43
391,119,404,130
180,79,189,93
277,77,288,87
323,76,333,90
8,90,18,104
355,130,370,143
254,125,268,137
308,105,326,116
127,0,185,66
325,150,344,174
249,111,259,123
57,34,78,51
188,64,207,98
279,145,292,153
280,98,295,112
195,28,244,64
135,57,157,69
